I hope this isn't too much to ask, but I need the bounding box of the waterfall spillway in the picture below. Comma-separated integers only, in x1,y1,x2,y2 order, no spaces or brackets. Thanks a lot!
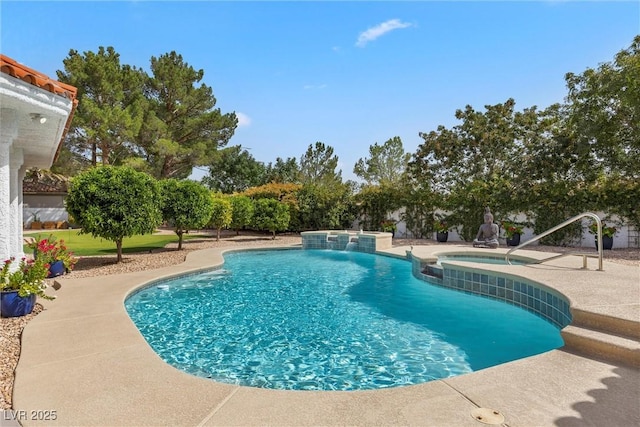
326,235,338,250
345,236,358,251
345,242,358,251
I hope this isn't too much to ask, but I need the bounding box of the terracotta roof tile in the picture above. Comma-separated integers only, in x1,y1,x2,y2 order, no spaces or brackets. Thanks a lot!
23,169,69,194
23,179,68,194
0,55,77,100
0,54,79,163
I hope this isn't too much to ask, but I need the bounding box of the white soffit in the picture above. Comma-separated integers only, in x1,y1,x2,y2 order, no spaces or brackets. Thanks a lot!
0,73,73,168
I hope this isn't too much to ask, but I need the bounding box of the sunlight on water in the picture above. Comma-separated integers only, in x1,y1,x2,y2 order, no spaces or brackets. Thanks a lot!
126,249,563,391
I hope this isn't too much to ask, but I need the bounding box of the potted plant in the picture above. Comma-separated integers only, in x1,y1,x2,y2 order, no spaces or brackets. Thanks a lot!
29,235,78,277
434,219,449,243
381,220,397,237
588,221,617,250
30,211,42,230
0,257,54,317
502,221,524,247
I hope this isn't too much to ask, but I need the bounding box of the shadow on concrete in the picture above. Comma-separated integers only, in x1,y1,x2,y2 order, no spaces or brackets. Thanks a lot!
555,365,640,426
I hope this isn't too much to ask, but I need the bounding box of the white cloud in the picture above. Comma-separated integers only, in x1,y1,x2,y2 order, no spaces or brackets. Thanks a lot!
236,112,251,127
356,19,413,47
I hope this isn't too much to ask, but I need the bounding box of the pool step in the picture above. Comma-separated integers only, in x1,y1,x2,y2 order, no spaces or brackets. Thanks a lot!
561,326,640,368
422,264,443,280
571,308,640,340
562,309,639,367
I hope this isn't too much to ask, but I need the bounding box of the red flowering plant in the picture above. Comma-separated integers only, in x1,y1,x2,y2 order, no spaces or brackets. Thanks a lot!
29,234,77,273
501,221,524,239
0,257,54,299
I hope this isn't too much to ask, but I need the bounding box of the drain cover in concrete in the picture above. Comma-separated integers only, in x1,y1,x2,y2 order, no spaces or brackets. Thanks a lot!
471,408,505,424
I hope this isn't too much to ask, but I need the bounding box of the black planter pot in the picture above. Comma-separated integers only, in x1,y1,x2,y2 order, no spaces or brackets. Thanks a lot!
436,231,449,243
595,236,614,250
506,233,521,247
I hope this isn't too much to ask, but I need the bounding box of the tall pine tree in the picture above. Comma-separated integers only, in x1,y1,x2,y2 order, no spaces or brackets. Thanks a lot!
55,46,146,173
138,51,238,179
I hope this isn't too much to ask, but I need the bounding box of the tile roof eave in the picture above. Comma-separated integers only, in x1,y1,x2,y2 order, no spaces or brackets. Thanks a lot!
0,54,79,164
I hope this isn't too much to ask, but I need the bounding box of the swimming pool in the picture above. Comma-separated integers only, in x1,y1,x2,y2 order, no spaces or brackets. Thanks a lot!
125,249,563,391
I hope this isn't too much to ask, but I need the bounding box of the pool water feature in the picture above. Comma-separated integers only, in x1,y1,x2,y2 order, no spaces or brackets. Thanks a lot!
125,249,564,391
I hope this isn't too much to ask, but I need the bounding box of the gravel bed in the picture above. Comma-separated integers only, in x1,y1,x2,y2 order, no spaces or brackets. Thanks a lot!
2,232,637,409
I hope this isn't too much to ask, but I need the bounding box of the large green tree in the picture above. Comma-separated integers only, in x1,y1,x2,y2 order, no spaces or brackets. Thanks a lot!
353,136,410,186
352,136,409,234
138,51,238,179
565,36,640,179
65,166,162,262
299,142,342,185
514,105,588,243
159,179,213,249
564,36,640,228
413,99,522,240
264,157,300,184
203,145,266,193
55,46,146,172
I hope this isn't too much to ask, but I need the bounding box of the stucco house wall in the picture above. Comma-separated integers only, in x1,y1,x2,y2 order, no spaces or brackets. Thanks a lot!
0,55,77,261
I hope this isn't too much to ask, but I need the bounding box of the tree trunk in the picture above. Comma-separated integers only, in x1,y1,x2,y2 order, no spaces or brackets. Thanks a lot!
101,143,110,165
91,141,97,167
161,155,174,179
272,230,276,240
177,230,183,250
216,227,221,241
116,239,123,263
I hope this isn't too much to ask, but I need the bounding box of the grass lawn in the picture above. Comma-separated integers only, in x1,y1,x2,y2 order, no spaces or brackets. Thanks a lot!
23,229,201,256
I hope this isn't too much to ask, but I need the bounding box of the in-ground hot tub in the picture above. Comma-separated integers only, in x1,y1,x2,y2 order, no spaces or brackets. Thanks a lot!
435,252,536,265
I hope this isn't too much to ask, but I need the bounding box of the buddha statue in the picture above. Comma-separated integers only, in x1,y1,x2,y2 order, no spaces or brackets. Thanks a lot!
473,207,499,248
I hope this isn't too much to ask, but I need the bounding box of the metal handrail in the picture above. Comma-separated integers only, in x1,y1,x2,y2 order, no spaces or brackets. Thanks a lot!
505,212,603,271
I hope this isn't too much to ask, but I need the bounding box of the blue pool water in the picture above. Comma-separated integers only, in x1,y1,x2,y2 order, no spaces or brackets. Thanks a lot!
125,249,563,391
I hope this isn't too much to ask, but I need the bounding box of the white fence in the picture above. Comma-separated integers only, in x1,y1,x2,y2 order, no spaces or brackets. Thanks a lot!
356,211,636,249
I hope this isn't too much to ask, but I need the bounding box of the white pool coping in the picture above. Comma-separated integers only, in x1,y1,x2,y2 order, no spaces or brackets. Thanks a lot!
12,243,640,426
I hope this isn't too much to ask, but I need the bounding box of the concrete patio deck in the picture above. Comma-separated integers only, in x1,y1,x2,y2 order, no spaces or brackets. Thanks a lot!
8,244,640,426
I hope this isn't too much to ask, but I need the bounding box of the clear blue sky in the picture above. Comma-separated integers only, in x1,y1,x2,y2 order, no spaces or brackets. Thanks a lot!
2,1,638,181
